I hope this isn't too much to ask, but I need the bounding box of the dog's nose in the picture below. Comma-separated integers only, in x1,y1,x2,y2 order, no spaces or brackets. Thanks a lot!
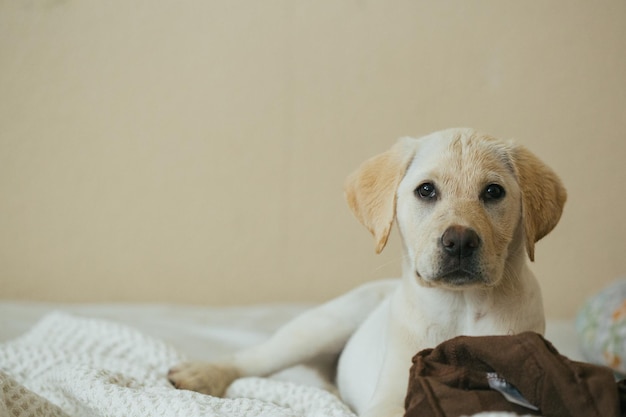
441,226,480,258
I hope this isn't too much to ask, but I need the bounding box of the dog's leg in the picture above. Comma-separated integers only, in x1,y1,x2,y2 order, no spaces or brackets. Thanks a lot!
358,314,416,417
168,279,397,396
359,367,407,417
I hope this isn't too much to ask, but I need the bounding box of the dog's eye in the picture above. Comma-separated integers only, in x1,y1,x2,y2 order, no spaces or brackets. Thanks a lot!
415,182,437,200
483,184,505,201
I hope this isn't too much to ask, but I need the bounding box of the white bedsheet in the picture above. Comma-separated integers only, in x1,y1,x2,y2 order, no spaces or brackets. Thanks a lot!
0,301,583,417
0,302,311,360
0,301,583,360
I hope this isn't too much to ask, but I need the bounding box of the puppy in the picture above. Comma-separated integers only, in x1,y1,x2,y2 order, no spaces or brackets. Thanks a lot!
168,128,567,417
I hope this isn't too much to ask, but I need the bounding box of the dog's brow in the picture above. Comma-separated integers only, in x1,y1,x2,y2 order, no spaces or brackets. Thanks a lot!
496,148,515,175
484,172,507,185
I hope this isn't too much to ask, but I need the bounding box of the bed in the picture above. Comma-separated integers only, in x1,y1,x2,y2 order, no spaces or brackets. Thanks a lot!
0,301,583,417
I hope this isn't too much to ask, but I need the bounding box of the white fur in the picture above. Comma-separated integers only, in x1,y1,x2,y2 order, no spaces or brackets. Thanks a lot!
169,128,565,417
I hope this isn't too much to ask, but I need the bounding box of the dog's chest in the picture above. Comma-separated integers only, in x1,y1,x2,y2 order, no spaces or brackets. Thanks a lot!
335,293,492,413
395,298,492,355
336,285,517,413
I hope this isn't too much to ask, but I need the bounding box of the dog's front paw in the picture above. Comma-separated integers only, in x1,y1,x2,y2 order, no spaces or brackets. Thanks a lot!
168,362,241,397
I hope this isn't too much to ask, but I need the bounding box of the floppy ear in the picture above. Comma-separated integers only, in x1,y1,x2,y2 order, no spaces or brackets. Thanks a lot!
511,145,567,261
344,138,419,254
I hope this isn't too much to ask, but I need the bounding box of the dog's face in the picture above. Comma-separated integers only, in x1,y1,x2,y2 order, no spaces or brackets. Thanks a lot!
345,128,567,290
395,132,523,288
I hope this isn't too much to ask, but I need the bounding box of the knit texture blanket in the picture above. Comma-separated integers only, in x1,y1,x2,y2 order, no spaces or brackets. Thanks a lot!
0,313,355,417
0,312,527,417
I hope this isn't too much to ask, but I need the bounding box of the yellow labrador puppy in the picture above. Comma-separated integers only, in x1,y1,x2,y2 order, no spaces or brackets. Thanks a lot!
169,128,567,417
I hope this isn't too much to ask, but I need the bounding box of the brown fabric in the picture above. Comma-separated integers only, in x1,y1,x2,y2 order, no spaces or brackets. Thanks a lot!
404,332,621,417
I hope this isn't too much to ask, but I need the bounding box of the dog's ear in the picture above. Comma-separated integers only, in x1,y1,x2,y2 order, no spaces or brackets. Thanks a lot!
511,145,567,261
344,138,418,254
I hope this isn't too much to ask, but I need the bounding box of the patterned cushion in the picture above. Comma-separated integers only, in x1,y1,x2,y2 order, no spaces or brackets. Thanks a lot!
576,279,626,375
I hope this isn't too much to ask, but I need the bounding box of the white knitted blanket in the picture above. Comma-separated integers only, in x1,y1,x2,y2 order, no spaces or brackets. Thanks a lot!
0,312,356,417
0,312,527,417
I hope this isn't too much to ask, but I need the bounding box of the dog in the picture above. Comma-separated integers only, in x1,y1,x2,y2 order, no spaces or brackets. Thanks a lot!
168,128,567,417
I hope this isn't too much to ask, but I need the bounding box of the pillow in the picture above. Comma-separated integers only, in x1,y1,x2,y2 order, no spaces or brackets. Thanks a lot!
576,279,626,375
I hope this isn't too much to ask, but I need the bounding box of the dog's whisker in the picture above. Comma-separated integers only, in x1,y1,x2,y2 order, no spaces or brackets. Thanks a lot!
373,255,406,272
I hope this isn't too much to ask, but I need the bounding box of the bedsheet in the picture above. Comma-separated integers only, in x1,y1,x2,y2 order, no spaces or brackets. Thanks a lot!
0,301,583,359
0,302,311,360
0,301,583,417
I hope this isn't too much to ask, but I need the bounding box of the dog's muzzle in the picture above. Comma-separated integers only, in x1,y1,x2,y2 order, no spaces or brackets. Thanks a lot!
434,225,484,286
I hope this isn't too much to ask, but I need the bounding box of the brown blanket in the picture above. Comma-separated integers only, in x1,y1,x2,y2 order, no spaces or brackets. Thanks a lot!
405,332,624,417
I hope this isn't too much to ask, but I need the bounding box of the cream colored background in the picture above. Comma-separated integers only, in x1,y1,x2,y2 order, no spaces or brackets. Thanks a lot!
1,1,625,318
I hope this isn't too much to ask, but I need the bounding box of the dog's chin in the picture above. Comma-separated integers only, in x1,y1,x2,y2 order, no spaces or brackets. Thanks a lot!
416,269,490,290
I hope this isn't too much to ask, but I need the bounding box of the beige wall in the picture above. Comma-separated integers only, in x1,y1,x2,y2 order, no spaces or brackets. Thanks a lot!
1,1,625,318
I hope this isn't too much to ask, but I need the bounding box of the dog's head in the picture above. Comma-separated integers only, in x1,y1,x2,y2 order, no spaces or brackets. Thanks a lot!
345,128,567,289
